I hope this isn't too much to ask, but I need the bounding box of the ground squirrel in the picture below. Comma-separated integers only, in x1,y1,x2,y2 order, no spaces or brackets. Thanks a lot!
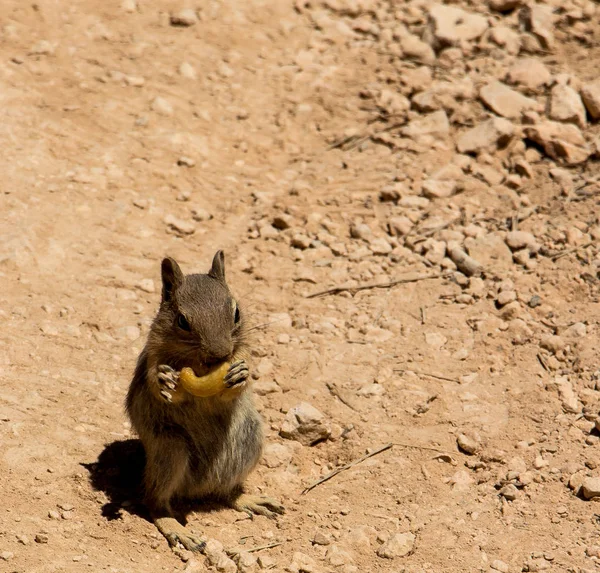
126,251,284,552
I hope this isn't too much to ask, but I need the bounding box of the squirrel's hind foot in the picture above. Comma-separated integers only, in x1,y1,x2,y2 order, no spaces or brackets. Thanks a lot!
231,494,285,519
154,516,205,552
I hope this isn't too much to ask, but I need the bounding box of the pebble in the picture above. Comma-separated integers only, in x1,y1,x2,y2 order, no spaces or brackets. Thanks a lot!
581,79,600,119
262,443,292,468
35,533,49,544
312,530,332,546
497,291,516,307
164,214,195,235
490,559,510,573
376,532,415,559
506,58,552,91
288,552,318,573
581,477,600,500
427,4,488,47
280,402,332,445
457,117,514,154
489,0,521,12
457,430,482,455
179,62,197,79
549,84,587,128
523,121,590,165
401,110,449,140
1,551,14,561
519,3,555,49
539,335,565,354
505,231,538,252
422,179,456,199
401,34,436,65
479,81,538,119
170,9,198,27
388,216,413,236
151,96,174,116
135,279,155,293
499,483,518,501
326,544,354,566
235,551,258,573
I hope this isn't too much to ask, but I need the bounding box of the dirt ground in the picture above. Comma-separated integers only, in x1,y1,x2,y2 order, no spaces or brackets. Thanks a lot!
2,0,600,572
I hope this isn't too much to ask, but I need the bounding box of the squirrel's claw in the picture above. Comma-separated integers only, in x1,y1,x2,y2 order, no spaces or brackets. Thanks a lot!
231,494,285,519
157,364,180,402
224,360,249,388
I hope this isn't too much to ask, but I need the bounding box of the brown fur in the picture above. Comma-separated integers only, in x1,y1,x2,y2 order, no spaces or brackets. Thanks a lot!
125,252,280,551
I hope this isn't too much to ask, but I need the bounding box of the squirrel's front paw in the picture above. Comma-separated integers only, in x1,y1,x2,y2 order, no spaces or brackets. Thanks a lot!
157,364,180,403
223,360,249,388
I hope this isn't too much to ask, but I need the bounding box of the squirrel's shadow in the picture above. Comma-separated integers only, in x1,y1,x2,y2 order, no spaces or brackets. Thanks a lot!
82,439,149,522
82,439,229,524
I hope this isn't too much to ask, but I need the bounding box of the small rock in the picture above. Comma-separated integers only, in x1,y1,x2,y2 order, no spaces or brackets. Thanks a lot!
448,246,483,277
312,530,332,546
402,110,449,140
427,4,488,47
179,62,197,79
497,291,516,307
401,34,436,65
164,214,195,235
191,207,212,222
422,179,456,198
326,544,354,566
1,551,14,561
170,9,198,27
523,121,590,165
490,559,510,573
369,237,393,255
177,156,196,167
262,443,292,469
30,40,54,55
151,96,173,116
505,231,538,252
425,332,447,349
288,552,317,573
499,483,518,501
377,532,415,559
489,26,521,55
506,58,551,91
235,551,258,573
457,431,482,455
488,0,521,12
291,234,311,250
479,81,538,119
35,533,49,544
519,4,555,49
16,534,29,545
581,477,600,500
280,402,331,445
136,279,155,293
564,322,586,338
540,335,565,354
549,84,587,128
457,118,514,154
581,79,600,119
388,216,413,237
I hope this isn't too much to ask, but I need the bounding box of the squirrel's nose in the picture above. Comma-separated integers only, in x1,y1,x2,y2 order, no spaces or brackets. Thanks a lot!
206,339,234,364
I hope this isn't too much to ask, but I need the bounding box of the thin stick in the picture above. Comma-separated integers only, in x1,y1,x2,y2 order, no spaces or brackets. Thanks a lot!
306,272,449,299
394,369,460,384
392,441,447,453
550,241,595,261
301,443,393,494
326,382,359,412
227,541,284,556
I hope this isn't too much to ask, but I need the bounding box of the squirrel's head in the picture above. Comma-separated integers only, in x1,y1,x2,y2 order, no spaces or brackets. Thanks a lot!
151,251,245,367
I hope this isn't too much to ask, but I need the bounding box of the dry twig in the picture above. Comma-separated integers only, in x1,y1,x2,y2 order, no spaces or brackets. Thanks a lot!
326,382,360,412
550,241,595,261
227,541,284,556
394,369,460,384
301,443,392,494
306,273,449,299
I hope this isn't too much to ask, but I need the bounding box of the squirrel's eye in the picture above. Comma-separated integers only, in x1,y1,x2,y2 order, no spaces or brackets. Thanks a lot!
234,305,241,324
177,314,191,331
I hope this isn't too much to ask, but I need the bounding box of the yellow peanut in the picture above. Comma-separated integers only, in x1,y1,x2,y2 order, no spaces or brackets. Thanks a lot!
178,362,230,397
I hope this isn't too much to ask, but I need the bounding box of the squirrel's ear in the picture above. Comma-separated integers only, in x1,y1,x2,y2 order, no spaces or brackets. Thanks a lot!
208,250,225,281
161,257,184,302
